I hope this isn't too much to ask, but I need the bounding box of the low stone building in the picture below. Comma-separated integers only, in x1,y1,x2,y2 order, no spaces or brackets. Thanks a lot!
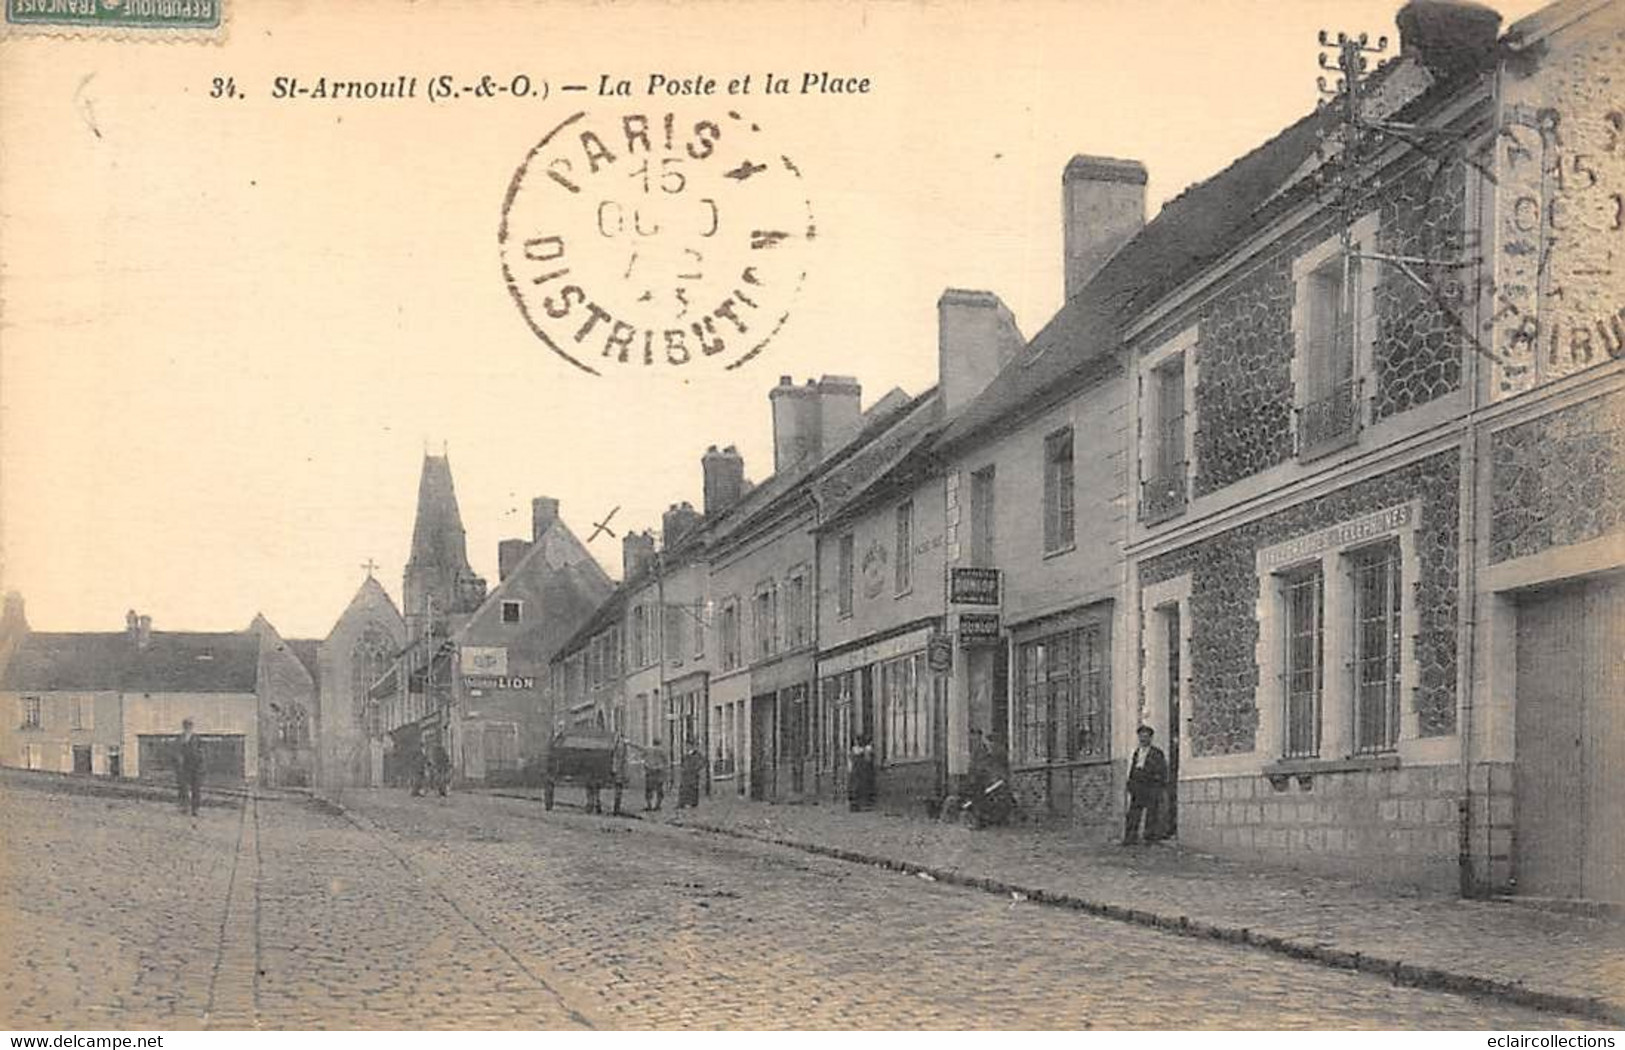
1,610,262,782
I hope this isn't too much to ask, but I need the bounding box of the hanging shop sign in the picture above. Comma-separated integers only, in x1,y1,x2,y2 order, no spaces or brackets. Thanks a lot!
949,567,1001,606
957,612,1002,645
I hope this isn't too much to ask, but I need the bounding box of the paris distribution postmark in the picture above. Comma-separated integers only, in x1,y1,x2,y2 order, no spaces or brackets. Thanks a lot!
498,109,815,376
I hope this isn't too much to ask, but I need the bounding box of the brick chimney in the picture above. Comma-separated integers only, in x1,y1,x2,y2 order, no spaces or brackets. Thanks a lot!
702,445,745,517
531,496,560,543
622,530,656,580
1397,1,1501,78
662,502,703,550
498,539,532,582
938,289,1025,415
1,592,26,634
769,376,823,474
127,610,153,649
817,375,863,455
1062,155,1147,300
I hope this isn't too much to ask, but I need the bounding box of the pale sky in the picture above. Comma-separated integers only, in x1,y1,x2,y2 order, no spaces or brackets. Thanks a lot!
0,0,1547,638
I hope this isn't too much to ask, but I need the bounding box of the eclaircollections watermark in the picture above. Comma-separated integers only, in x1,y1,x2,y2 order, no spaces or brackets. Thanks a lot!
499,110,815,376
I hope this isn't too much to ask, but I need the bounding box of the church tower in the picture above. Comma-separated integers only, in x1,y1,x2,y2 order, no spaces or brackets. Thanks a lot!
403,453,487,637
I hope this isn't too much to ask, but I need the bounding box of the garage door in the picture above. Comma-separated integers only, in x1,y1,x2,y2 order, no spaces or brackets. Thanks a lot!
1515,574,1624,902
137,734,247,783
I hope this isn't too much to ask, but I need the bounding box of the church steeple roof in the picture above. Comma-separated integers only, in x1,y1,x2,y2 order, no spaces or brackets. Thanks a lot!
407,454,470,572
403,453,486,628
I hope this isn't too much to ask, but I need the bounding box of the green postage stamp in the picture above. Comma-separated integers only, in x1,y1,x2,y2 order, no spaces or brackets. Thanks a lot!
4,0,222,36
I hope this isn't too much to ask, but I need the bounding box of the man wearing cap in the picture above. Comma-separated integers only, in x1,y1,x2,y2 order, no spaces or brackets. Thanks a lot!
1123,724,1169,845
175,718,205,817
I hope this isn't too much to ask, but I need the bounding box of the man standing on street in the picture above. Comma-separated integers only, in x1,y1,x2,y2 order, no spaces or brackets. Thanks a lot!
175,718,205,817
644,738,668,811
1123,724,1168,846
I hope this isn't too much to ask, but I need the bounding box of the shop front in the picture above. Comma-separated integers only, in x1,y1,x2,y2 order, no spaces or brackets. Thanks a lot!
818,621,947,813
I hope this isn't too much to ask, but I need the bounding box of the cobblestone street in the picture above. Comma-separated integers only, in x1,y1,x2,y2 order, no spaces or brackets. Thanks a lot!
0,774,1606,1030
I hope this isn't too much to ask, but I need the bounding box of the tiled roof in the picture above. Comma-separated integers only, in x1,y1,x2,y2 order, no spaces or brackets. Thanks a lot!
933,43,1499,456
286,639,322,685
1,631,262,694
813,392,942,529
935,105,1328,453
551,387,931,663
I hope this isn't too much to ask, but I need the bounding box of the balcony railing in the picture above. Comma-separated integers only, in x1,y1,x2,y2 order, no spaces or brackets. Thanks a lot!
1295,377,1363,460
1139,464,1188,524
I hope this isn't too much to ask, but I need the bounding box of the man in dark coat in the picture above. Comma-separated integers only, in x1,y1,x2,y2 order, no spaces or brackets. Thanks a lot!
677,740,705,809
175,718,205,817
1123,724,1169,845
644,738,669,811
428,740,451,797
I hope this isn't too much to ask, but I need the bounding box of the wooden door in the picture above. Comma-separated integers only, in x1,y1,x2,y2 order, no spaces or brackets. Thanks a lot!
1516,575,1624,902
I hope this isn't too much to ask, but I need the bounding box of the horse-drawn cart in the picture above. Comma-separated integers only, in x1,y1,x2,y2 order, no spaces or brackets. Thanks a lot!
541,729,624,813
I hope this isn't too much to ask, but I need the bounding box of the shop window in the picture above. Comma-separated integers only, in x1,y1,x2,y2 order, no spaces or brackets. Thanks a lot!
1014,623,1108,767
880,652,931,763
1043,427,1075,554
1281,565,1325,759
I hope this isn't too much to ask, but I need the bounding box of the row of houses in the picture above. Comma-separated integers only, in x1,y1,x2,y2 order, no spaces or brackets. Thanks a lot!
0,601,322,787
0,465,612,797
548,0,1624,900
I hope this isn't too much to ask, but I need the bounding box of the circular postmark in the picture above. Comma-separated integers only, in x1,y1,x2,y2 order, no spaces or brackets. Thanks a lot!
499,110,815,376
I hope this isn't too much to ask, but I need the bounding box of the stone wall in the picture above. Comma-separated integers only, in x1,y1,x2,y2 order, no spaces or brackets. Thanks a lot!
1163,156,1469,499
1192,254,1297,496
1180,764,1466,891
1490,391,1625,563
1371,159,1468,421
1141,452,1461,756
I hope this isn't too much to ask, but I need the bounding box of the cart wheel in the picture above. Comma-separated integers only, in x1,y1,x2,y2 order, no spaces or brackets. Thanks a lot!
958,806,980,830
544,782,555,811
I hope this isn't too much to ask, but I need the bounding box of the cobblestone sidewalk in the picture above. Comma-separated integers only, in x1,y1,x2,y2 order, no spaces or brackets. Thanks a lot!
619,791,1625,1025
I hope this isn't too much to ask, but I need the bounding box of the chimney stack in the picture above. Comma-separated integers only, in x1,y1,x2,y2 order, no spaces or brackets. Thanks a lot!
662,502,703,550
702,445,746,518
938,289,1025,415
498,539,532,582
769,375,822,474
622,530,656,580
0,592,25,634
1062,155,1147,300
531,496,560,543
1396,1,1501,78
817,375,863,455
128,612,153,649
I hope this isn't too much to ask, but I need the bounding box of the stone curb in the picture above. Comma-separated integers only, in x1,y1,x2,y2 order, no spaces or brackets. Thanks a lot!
665,816,1625,1028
